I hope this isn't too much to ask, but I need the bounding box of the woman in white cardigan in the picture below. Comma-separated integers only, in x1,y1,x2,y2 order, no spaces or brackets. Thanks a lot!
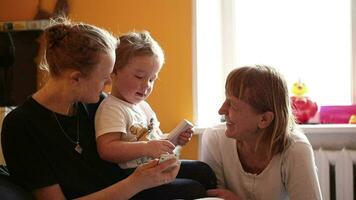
202,65,322,200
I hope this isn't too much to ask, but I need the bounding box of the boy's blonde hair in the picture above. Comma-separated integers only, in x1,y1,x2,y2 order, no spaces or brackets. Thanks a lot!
225,65,296,157
114,31,164,71
41,17,118,76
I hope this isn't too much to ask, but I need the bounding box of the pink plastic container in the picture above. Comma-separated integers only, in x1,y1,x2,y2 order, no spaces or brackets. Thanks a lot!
319,105,356,124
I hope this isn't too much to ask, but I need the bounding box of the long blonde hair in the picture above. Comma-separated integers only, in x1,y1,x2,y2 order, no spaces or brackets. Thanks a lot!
225,65,296,158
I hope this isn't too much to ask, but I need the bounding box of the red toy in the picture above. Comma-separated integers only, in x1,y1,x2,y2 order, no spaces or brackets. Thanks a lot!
290,81,318,124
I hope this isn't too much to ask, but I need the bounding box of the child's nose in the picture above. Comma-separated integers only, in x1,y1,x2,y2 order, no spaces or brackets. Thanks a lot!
141,79,150,89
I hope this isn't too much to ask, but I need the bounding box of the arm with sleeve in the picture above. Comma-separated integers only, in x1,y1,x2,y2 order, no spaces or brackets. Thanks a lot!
281,137,323,200
201,128,227,188
2,110,57,191
95,97,129,138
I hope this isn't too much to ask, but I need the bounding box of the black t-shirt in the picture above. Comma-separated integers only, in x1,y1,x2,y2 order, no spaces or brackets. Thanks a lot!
1,97,127,199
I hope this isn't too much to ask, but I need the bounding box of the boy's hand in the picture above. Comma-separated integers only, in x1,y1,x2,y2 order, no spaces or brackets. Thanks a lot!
177,128,193,146
146,140,175,158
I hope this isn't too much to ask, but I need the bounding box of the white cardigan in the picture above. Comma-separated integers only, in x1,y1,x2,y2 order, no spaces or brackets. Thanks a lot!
201,124,322,200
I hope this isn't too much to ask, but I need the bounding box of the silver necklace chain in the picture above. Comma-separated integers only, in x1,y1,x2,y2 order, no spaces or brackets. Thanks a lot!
52,106,82,154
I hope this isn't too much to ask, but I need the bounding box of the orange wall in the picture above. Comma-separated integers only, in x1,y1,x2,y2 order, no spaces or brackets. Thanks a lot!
0,0,199,159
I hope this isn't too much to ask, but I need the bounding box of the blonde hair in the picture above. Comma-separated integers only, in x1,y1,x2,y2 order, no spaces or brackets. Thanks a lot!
114,31,164,71
225,65,296,158
40,17,118,76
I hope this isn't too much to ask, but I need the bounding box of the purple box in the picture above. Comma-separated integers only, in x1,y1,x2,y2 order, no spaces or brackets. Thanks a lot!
319,105,356,124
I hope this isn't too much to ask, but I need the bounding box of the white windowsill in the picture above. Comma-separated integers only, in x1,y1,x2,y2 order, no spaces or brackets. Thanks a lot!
299,124,356,134
195,123,356,134
194,124,356,150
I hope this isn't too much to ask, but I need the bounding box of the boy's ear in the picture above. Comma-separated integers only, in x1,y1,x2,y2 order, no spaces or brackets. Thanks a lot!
69,70,82,84
258,111,274,129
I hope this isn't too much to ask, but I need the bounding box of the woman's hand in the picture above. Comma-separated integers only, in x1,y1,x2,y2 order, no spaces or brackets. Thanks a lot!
177,128,193,146
207,188,241,200
129,158,180,191
146,140,175,158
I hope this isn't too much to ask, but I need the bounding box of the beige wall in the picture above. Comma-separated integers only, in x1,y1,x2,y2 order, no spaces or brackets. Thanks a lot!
0,0,199,160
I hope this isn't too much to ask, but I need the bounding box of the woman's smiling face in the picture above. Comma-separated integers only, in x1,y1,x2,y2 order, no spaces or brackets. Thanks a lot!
218,95,263,142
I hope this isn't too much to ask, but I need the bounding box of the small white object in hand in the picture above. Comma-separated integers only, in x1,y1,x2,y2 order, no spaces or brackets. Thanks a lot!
165,119,194,144
158,153,177,164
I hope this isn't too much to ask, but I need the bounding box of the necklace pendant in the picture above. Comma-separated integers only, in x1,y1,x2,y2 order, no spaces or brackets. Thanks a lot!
75,144,83,154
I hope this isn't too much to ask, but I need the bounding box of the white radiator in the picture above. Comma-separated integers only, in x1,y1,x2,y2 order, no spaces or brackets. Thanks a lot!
314,149,356,200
